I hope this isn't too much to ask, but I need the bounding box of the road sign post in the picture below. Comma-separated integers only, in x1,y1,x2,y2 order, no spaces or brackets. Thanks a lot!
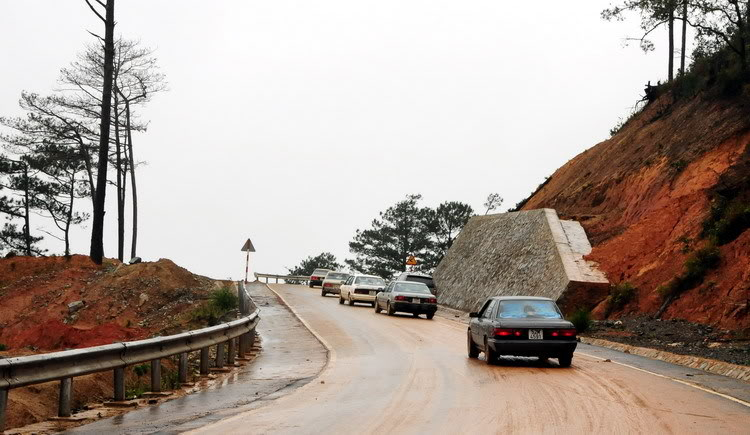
241,239,256,283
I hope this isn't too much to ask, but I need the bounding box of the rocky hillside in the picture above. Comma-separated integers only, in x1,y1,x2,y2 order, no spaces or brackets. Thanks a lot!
521,92,750,331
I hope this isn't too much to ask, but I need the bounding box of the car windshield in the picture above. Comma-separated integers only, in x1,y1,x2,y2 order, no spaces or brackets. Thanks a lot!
326,273,348,280
496,300,562,319
355,276,385,286
405,276,434,288
394,282,432,294
312,269,329,275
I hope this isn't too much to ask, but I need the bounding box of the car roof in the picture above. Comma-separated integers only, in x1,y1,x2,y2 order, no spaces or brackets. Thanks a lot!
352,274,382,278
490,296,555,302
398,272,432,278
313,268,331,272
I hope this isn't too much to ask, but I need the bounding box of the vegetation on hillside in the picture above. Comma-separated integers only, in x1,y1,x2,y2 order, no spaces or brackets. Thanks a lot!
0,1,166,262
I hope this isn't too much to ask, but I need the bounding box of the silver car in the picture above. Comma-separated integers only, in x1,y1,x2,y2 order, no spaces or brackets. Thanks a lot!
374,281,437,319
321,272,350,297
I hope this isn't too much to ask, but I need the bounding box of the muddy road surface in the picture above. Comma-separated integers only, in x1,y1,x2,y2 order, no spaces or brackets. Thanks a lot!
190,284,750,434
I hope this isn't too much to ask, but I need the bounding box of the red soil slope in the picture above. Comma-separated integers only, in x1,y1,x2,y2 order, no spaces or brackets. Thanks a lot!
522,94,750,330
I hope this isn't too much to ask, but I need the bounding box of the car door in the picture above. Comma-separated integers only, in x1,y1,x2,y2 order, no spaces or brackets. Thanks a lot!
480,300,498,345
376,283,389,307
471,299,493,345
341,276,352,298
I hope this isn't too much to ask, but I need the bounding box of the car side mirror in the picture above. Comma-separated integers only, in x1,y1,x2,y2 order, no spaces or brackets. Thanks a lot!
469,312,479,318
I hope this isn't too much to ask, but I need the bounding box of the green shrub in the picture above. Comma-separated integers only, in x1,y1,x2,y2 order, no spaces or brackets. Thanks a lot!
161,366,181,391
210,286,238,312
191,304,223,326
703,196,750,245
605,282,636,317
0,343,6,351
132,363,150,377
125,380,148,399
569,309,592,333
658,244,721,300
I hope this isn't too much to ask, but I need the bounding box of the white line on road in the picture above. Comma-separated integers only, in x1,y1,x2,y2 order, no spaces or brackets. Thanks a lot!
578,351,750,409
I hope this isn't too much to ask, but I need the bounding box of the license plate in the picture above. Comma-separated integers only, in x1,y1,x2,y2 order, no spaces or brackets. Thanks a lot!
529,329,543,340
369,291,376,295
412,298,421,303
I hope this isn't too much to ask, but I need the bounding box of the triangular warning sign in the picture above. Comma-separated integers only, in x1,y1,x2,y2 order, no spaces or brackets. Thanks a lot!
241,239,256,252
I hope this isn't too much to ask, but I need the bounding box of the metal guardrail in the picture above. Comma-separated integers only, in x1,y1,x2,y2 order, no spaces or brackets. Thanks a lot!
255,272,310,284
0,281,260,431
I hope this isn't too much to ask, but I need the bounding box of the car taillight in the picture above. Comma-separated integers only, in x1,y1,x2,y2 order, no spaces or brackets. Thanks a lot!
324,283,332,287
427,298,437,303
394,295,408,301
551,329,576,338
311,276,318,280
494,328,522,337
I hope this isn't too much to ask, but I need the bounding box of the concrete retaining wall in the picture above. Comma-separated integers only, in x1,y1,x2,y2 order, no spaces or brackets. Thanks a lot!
433,209,609,313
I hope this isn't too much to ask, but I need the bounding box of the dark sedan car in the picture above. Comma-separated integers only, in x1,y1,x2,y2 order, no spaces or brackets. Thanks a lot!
374,281,437,319
467,296,577,367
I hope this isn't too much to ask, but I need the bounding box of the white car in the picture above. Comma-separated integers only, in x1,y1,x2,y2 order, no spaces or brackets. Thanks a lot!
339,274,386,306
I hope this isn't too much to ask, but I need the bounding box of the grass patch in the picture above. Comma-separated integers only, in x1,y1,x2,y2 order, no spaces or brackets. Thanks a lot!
192,286,239,326
605,282,636,317
702,195,750,245
658,244,721,300
132,363,149,376
161,365,181,391
569,308,592,333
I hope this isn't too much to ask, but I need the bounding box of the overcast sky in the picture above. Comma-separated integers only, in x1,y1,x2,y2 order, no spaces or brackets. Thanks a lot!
0,1,675,280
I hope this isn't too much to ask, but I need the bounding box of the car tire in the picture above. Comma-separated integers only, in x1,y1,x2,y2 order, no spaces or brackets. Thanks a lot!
374,302,382,313
387,302,395,316
558,353,573,368
321,289,327,297
484,337,496,365
309,282,314,288
467,330,479,358
412,313,419,318
348,296,355,306
426,313,434,320
339,295,344,305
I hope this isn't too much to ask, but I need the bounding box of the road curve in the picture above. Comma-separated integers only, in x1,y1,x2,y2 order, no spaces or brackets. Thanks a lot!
192,284,750,434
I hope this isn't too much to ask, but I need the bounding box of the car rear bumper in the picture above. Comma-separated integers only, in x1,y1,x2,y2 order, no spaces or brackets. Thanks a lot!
351,293,376,302
488,339,577,356
392,302,437,314
323,287,340,294
310,279,323,286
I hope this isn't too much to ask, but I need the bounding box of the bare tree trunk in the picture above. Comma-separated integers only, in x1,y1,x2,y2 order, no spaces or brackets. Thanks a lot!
668,4,675,82
89,0,115,265
65,171,75,256
114,89,124,261
124,100,138,259
23,164,31,256
680,0,688,75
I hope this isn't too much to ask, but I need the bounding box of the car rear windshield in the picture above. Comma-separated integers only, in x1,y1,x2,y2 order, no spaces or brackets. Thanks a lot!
312,269,330,275
355,276,385,286
326,273,348,280
404,275,434,288
394,282,432,294
496,300,562,319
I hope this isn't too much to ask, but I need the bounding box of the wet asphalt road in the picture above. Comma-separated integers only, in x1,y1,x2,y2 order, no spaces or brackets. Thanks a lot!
65,282,327,435
191,284,750,434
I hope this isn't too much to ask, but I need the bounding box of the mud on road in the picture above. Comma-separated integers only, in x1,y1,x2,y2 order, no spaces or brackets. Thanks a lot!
193,284,750,435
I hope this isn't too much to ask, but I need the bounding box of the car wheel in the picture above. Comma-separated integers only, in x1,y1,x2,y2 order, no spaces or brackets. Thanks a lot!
321,289,327,297
348,296,355,306
412,313,419,318
387,302,395,316
374,301,382,313
426,313,434,320
309,283,313,288
467,330,479,358
484,337,496,365
558,353,573,368
339,295,344,305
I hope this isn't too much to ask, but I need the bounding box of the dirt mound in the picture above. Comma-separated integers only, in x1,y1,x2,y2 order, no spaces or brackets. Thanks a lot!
0,255,220,351
521,93,750,330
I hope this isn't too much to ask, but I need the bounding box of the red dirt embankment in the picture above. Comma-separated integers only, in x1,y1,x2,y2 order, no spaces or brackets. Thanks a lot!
0,254,223,429
521,94,750,330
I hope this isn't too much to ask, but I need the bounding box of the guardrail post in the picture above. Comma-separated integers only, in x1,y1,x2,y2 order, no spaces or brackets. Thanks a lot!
200,347,210,375
215,342,225,368
0,388,8,431
151,359,161,393
178,352,188,383
114,367,125,401
227,339,236,365
58,377,73,417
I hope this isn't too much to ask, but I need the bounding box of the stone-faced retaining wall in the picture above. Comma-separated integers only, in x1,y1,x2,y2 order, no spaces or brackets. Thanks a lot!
433,209,609,313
